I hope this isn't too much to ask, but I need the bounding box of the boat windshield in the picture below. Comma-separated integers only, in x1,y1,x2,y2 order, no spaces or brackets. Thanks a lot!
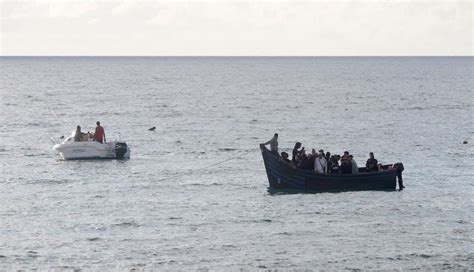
64,131,77,143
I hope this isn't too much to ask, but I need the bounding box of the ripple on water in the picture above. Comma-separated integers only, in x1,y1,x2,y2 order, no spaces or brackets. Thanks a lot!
111,221,140,228
30,178,72,185
218,148,237,151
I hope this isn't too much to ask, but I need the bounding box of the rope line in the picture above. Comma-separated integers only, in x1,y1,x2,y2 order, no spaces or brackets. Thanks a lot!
156,150,253,181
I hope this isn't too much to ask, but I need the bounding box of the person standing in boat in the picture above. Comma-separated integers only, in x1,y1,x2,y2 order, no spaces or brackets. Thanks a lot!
262,133,279,156
366,152,378,172
292,142,302,164
314,151,327,174
94,121,106,143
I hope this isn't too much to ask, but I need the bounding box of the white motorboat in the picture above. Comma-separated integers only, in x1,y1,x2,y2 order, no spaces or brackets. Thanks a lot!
53,133,130,160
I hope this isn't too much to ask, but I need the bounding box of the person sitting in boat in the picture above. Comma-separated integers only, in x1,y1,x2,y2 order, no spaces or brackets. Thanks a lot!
366,152,378,172
74,125,87,142
350,155,359,174
341,151,350,161
295,146,306,165
281,152,291,163
340,151,352,174
296,150,307,169
314,151,327,174
292,142,302,164
307,151,316,170
326,152,333,172
262,133,279,156
280,152,295,168
325,151,331,164
300,151,314,170
93,121,106,143
329,155,341,174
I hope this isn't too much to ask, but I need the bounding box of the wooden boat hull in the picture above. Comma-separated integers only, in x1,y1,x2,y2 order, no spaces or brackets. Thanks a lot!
260,145,399,192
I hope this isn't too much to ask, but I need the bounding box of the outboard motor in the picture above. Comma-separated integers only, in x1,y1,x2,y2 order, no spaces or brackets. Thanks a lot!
393,162,405,190
115,142,128,159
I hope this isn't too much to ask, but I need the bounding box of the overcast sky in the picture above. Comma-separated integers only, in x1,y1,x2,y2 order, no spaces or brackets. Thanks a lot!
1,0,472,56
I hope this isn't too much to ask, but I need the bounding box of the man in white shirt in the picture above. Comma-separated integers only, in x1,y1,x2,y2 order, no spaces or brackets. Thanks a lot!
350,155,359,174
314,152,327,174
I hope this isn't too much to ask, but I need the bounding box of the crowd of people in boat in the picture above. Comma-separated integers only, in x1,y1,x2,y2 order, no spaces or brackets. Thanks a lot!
74,121,106,143
262,133,390,174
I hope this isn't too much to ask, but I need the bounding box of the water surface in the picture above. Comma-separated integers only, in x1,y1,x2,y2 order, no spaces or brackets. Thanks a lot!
0,57,473,270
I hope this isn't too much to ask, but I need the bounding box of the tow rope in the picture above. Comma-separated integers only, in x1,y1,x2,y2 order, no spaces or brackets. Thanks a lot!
156,150,252,181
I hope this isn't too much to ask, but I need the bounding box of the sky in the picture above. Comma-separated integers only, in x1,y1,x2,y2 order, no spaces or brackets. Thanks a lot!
1,0,473,56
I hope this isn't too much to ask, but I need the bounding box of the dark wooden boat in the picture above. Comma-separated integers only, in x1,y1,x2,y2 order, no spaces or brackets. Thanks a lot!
260,145,404,192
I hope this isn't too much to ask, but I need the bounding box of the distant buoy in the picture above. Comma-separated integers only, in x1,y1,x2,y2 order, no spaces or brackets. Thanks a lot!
148,127,156,131
463,140,468,144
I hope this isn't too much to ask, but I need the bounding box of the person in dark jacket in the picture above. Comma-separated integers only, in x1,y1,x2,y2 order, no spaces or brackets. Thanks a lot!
302,153,315,170
281,152,291,163
292,142,302,164
329,156,340,174
340,151,352,174
325,152,332,170
366,152,378,172
297,150,308,169
307,152,316,170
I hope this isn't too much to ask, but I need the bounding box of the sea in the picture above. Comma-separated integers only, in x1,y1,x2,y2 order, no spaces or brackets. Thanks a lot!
0,57,473,270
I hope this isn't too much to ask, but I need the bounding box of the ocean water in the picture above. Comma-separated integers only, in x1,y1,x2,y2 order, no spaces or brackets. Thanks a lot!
0,57,473,270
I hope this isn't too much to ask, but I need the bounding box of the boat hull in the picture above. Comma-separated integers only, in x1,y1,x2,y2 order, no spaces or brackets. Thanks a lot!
260,145,398,192
53,141,130,160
